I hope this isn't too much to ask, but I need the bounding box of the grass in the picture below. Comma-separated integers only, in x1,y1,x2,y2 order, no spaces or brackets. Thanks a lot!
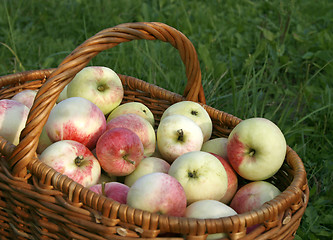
1,0,332,239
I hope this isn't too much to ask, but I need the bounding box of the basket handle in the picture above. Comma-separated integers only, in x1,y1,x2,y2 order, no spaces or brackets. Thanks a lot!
8,22,205,177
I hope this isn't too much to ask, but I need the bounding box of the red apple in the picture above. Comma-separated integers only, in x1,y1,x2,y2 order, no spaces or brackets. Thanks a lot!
229,181,281,233
39,140,101,187
45,97,106,150
210,153,238,204
90,182,129,204
96,127,144,176
230,180,281,213
127,172,187,217
106,113,156,157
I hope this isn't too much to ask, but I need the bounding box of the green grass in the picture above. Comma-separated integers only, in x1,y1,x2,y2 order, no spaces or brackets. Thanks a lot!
1,0,332,239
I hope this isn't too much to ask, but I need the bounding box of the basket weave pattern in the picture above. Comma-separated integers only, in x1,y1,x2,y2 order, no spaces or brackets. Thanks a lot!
0,22,309,239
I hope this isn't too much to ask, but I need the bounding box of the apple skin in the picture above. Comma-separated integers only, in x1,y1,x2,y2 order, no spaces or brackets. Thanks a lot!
90,182,129,204
106,113,156,157
0,99,29,145
168,151,228,204
156,114,204,163
229,180,281,233
160,101,212,142
227,117,287,181
185,199,237,240
45,97,106,150
39,140,101,187
210,153,238,204
67,66,124,115
201,137,229,161
96,127,144,176
126,172,187,217
124,156,170,187
37,126,53,154
107,102,155,127
56,85,68,103
150,142,164,159
11,89,37,109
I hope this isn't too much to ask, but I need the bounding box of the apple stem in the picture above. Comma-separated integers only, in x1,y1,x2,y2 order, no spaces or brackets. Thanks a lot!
191,110,198,116
123,155,136,165
74,155,84,166
97,85,107,92
188,170,198,178
249,149,256,157
102,182,106,196
177,129,184,141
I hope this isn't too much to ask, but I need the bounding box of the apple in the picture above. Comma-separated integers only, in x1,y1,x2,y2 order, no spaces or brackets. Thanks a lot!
45,97,106,150
124,156,170,187
90,182,129,204
229,181,281,233
106,113,156,157
150,142,164,159
11,89,37,109
126,172,187,217
210,153,238,204
36,126,53,154
168,151,228,204
39,140,101,187
160,101,212,142
107,102,155,127
230,180,281,214
96,127,144,176
67,66,124,115
156,114,203,163
56,85,68,103
227,117,287,181
0,99,29,145
201,137,229,161
185,199,237,240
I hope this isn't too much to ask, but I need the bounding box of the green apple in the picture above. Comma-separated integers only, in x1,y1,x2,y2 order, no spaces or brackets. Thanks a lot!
56,85,68,103
37,126,53,154
168,151,228,204
201,137,228,160
185,200,237,239
160,101,212,142
124,156,170,187
227,117,287,181
67,66,124,115
107,102,155,127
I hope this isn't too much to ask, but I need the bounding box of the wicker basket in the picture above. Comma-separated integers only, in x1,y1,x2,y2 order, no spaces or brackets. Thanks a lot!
0,22,309,240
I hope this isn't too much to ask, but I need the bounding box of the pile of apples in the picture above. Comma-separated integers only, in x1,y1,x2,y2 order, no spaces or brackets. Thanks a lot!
0,66,287,238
